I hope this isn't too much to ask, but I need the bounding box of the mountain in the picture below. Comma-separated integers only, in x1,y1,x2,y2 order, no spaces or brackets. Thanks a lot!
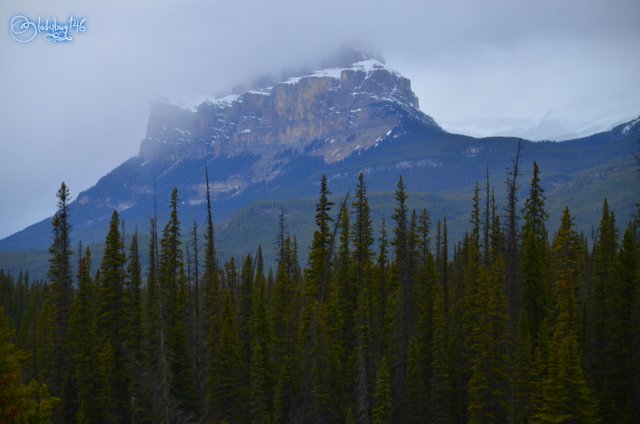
441,114,633,142
1,51,638,269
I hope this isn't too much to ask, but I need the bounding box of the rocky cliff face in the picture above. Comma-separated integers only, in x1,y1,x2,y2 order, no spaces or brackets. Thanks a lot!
1,46,638,258
139,55,440,184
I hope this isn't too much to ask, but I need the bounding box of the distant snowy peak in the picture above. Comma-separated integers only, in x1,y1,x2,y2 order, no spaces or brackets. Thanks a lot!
281,59,397,85
140,52,436,172
191,58,415,112
621,116,640,135
442,114,640,142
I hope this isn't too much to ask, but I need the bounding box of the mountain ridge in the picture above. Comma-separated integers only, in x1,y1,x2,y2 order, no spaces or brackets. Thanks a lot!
0,52,638,255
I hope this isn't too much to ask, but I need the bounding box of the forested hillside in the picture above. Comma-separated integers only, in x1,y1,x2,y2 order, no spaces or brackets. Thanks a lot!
1,158,639,423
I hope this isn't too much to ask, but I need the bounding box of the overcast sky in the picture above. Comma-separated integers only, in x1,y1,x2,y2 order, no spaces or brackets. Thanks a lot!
1,0,639,239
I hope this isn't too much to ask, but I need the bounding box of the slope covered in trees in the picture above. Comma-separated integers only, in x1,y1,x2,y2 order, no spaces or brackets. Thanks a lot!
1,156,639,423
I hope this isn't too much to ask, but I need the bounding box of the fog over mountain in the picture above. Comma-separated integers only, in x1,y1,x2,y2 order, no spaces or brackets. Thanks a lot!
1,0,639,238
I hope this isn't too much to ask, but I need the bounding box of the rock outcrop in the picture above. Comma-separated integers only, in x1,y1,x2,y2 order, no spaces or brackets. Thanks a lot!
139,53,440,183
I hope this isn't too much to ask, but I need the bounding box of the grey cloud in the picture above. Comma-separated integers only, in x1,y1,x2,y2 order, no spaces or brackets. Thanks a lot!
0,0,638,238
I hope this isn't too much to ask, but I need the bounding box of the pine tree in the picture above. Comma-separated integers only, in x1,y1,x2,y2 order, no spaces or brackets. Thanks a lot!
391,176,415,417
238,253,255,422
202,162,219,380
42,182,74,412
513,313,534,424
587,199,635,422
351,173,375,424
249,247,273,423
505,140,522,323
95,340,117,424
467,261,511,424
352,173,374,285
208,290,243,424
271,237,298,424
158,189,199,419
354,275,374,424
189,221,205,403
170,263,200,419
429,280,452,424
520,161,551,346
633,223,640,423
373,357,393,424
0,307,56,423
405,208,434,424
447,188,484,424
471,182,481,253
249,342,271,424
143,206,170,423
306,175,334,300
16,280,43,385
96,210,130,422
404,337,427,423
124,232,151,423
69,247,100,423
329,202,353,419
534,207,599,423
618,221,639,423
373,219,392,362
297,176,340,422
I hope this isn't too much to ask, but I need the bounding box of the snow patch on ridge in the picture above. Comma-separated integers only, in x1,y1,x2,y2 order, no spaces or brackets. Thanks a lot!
622,117,640,135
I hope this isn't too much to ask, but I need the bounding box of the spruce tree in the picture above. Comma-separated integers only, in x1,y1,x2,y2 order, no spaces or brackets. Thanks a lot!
159,189,199,419
373,357,393,424
373,219,392,362
0,307,55,423
249,247,273,423
534,208,599,423
96,210,130,422
354,274,374,424
170,263,199,419
124,232,151,423
505,140,522,323
42,182,74,409
351,173,375,424
329,203,353,418
208,290,242,424
306,175,334,300
588,199,635,422
69,248,100,423
202,162,219,390
297,176,340,421
520,161,551,346
391,176,414,417
513,313,534,424
429,280,452,424
95,340,117,423
271,238,298,424
467,261,511,424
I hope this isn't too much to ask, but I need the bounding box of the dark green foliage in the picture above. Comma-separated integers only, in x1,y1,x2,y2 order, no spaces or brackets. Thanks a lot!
249,249,272,423
305,174,334,301
42,182,73,408
467,261,511,424
534,208,599,423
0,307,55,423
96,211,130,422
69,248,100,423
124,232,152,423
391,176,416,419
520,161,551,347
429,279,452,424
208,290,243,423
1,167,636,424
373,356,392,424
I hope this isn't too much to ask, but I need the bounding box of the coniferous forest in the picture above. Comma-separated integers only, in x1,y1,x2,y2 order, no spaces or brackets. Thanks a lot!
1,156,639,424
